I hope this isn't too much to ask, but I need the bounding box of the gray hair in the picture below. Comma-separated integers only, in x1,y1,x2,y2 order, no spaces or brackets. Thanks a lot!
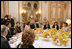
1,25,8,35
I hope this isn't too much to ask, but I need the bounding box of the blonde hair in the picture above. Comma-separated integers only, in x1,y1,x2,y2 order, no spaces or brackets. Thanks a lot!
22,29,35,47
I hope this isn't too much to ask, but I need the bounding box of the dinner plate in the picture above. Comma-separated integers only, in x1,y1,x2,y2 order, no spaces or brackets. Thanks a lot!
42,38,50,41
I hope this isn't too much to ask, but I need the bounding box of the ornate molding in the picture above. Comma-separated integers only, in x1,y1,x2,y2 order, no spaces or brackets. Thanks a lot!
21,1,40,23
3,1,9,15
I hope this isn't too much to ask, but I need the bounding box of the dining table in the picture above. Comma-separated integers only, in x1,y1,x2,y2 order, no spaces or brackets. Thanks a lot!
9,30,71,48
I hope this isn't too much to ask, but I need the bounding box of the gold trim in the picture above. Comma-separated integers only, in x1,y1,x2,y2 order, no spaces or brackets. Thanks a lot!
22,1,23,9
8,1,9,15
62,7,64,21
51,7,53,19
66,3,68,20
1,1,4,18
5,1,7,15
60,7,64,21
22,1,26,23
48,1,51,23
55,5,58,21
3,1,4,17
41,1,42,22
48,2,49,21
18,1,20,22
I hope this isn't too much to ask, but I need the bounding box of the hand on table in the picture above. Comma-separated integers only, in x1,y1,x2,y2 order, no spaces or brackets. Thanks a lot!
9,41,14,44
9,38,14,44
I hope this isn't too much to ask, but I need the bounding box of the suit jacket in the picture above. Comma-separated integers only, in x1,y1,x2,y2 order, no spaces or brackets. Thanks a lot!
1,18,4,25
43,25,50,30
3,19,9,25
6,28,14,41
23,23,26,29
30,23,39,29
1,36,10,48
52,25,59,30
8,18,15,27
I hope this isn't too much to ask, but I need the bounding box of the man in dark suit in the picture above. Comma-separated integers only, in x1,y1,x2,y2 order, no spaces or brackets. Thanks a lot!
8,15,15,27
5,22,14,41
3,15,10,25
1,25,11,48
1,18,4,25
30,22,39,29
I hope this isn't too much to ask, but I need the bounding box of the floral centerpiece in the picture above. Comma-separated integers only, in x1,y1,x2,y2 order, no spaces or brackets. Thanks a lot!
58,29,71,39
42,32,50,40
61,34,68,46
34,28,44,34
50,28,57,38
52,34,68,46
52,34,59,45
67,31,71,38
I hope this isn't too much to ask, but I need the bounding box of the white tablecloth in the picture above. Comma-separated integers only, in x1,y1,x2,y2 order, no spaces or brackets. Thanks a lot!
9,31,71,48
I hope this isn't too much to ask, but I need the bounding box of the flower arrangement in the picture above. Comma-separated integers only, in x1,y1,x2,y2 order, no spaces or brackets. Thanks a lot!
34,28,44,34
69,24,71,28
50,28,57,38
34,28,70,45
58,29,71,39
43,32,50,38
67,31,71,38
52,34,68,46
42,32,50,41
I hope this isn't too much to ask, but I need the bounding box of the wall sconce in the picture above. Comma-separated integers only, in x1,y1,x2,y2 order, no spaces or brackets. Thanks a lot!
21,9,26,16
30,15,33,18
36,9,41,15
36,8,41,22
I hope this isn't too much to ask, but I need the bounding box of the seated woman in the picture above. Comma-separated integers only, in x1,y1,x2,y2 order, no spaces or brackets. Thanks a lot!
52,22,59,30
62,22,70,32
23,21,30,30
17,28,35,48
14,22,22,33
43,21,50,30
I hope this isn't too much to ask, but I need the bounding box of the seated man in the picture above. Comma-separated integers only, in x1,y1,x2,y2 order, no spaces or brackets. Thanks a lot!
1,25,11,48
5,22,14,41
14,22,22,33
30,21,39,29
8,15,15,27
3,15,10,25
